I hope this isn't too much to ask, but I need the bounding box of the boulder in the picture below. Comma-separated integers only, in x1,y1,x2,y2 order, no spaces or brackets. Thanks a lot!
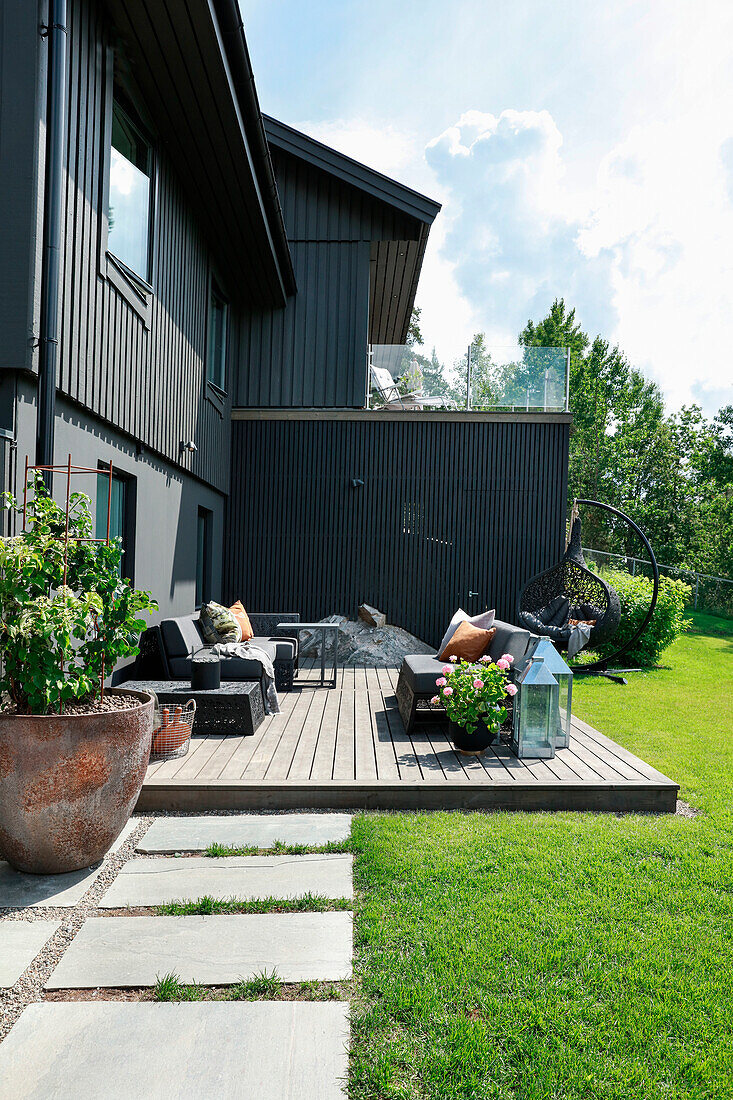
358,603,386,629
298,616,433,667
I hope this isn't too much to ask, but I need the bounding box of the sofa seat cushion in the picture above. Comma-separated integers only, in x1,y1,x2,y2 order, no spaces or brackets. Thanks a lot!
167,639,279,681
400,655,453,694
251,637,296,662
160,615,205,659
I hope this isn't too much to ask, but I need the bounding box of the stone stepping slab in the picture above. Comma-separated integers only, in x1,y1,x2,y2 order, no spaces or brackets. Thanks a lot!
0,921,61,987
137,813,352,853
0,1001,348,1098
0,861,105,909
100,853,353,908
46,912,353,988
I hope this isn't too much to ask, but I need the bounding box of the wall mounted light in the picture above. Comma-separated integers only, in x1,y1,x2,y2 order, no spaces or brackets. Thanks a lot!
350,478,364,489
180,440,197,453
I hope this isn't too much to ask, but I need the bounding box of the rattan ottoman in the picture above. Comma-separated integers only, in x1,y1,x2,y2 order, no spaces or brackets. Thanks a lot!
124,680,265,737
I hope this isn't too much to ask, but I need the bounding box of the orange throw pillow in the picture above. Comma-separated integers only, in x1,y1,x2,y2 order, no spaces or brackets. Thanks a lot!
439,622,496,662
229,600,254,641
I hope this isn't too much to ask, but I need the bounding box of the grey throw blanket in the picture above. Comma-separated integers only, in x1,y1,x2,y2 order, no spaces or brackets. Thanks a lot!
211,642,281,715
567,622,593,659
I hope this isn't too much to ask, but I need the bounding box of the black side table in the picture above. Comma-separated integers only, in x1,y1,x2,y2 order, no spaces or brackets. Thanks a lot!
277,622,339,687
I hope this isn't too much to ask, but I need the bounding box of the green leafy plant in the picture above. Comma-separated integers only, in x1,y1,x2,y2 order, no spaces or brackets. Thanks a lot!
593,569,692,667
0,475,157,714
434,654,515,735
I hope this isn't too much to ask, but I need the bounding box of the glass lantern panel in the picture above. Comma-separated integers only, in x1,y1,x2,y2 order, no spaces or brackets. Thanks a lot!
517,683,558,757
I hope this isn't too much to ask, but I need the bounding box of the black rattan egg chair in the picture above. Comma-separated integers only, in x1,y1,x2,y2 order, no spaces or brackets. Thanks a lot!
517,498,660,682
518,514,621,650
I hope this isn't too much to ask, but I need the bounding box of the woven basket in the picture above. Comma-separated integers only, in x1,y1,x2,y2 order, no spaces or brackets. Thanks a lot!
150,698,196,760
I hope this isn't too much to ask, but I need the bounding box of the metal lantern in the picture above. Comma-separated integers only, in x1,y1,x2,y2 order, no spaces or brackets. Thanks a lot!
511,656,559,759
527,637,573,749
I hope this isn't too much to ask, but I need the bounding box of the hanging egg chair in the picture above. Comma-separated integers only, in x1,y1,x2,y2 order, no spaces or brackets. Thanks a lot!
518,512,621,650
517,499,660,679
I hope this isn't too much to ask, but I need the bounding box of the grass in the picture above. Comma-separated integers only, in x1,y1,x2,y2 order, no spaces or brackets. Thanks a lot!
349,612,733,1099
155,892,352,916
152,970,346,1003
205,839,351,857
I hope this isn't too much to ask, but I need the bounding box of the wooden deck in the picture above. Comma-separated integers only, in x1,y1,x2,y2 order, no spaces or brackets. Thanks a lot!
138,664,678,813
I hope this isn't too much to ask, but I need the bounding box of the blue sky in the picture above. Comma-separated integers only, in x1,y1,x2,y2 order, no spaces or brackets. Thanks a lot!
241,0,733,413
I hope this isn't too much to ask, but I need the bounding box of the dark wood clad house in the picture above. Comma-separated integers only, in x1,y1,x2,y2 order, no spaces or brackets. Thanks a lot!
0,0,570,644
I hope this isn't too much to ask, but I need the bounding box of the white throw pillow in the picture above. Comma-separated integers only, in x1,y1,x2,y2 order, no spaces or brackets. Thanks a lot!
436,608,495,658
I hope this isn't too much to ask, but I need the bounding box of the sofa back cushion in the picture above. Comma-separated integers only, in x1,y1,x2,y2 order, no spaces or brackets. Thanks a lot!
488,619,532,663
160,615,205,658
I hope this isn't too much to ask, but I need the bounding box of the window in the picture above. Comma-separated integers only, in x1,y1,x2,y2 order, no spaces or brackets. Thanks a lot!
107,96,152,281
207,280,228,391
196,507,213,608
96,468,136,583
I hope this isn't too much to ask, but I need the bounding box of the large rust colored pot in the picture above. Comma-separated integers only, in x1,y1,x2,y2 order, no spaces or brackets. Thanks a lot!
0,688,154,874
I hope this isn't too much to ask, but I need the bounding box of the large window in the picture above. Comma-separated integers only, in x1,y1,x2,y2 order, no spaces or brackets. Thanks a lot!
196,507,213,608
207,280,228,391
107,97,152,280
96,469,136,583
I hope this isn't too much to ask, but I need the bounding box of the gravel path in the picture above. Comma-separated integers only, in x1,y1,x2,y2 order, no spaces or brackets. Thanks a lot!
0,816,153,1042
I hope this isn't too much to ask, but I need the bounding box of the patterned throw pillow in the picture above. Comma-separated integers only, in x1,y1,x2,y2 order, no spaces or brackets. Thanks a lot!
199,601,243,644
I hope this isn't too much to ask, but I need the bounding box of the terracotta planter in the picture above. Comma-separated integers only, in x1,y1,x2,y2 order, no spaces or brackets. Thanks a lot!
0,689,154,874
448,718,498,755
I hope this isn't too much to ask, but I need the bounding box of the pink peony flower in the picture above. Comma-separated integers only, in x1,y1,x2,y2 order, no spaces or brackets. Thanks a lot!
496,658,510,671
449,655,458,663
479,655,491,663
435,676,447,688
473,678,484,689
430,695,440,706
505,682,518,697
442,685,454,696
442,665,452,675
501,653,515,665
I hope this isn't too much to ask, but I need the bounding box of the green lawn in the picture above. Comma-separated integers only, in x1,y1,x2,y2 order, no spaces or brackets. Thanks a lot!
349,613,733,1099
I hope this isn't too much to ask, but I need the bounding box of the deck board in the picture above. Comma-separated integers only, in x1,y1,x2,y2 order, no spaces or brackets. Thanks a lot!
138,662,679,813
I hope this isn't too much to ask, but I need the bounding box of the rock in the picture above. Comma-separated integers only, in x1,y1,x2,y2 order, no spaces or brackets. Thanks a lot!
298,615,347,658
358,603,387,629
299,615,433,667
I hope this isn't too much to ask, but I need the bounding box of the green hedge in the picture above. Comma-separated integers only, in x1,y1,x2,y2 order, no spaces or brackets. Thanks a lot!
594,570,692,668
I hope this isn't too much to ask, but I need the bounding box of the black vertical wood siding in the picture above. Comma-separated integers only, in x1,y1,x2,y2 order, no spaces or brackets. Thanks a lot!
225,415,570,648
235,149,423,409
55,0,231,492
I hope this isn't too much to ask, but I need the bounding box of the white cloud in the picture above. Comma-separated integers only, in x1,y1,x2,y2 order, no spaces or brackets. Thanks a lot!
291,91,733,415
424,109,616,350
425,105,733,413
291,118,422,185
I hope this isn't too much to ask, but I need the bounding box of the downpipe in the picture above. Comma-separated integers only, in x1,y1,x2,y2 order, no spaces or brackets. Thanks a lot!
36,0,68,489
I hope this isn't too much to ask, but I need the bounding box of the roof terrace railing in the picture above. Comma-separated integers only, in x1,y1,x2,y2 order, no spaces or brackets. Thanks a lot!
367,343,570,412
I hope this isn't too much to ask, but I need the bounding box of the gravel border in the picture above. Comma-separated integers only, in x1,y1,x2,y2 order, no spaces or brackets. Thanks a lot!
0,815,153,1042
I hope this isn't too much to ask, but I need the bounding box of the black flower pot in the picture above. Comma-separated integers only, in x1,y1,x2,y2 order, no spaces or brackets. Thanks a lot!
448,719,497,755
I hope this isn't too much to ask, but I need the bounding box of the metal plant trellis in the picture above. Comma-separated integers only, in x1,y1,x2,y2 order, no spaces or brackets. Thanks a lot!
22,454,114,708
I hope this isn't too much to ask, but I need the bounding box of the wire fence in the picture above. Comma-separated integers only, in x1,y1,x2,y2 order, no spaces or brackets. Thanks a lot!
583,547,733,618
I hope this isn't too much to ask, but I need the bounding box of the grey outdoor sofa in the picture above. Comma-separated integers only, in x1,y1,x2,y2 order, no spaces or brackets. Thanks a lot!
133,612,300,694
395,618,536,734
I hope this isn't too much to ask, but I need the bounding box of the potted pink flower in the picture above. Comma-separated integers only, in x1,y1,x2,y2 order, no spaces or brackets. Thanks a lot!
432,653,518,754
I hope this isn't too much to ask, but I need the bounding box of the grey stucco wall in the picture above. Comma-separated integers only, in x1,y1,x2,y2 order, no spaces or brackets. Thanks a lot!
9,378,225,623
